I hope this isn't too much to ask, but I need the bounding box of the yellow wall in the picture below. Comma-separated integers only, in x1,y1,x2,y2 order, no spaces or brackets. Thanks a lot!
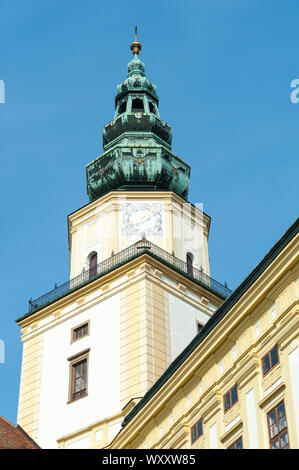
109,233,299,449
17,333,44,442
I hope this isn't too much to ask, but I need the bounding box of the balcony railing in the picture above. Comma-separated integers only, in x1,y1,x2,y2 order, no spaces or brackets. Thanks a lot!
28,239,232,314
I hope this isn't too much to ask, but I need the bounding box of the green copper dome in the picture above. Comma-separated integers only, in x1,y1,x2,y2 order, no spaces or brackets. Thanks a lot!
116,56,157,99
86,30,190,202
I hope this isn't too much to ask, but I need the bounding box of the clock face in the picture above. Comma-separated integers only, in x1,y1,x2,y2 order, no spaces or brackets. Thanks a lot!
122,203,162,237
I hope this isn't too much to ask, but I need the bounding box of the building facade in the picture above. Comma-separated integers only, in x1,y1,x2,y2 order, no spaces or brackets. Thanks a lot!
16,33,298,450
109,219,299,449
16,33,231,449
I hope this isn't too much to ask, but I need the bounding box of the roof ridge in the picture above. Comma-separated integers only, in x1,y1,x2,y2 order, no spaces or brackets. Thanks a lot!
0,416,15,426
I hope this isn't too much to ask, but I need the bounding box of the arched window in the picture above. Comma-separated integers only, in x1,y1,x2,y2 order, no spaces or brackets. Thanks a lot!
186,252,193,276
89,253,97,279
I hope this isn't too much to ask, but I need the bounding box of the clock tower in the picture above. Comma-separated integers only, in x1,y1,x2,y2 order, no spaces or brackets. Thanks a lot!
70,29,207,278
17,31,231,449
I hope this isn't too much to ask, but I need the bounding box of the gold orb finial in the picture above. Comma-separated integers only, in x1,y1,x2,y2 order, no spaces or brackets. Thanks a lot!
130,26,142,56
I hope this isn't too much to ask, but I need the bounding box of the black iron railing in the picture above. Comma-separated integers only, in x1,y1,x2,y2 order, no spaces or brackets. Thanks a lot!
28,239,232,314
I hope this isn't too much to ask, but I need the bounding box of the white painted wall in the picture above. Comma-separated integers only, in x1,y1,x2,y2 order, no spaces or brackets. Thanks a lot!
209,422,217,449
245,388,259,448
38,293,121,448
168,294,210,361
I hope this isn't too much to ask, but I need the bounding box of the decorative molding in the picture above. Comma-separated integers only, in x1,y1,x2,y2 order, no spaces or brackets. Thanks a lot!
220,418,243,443
258,382,286,409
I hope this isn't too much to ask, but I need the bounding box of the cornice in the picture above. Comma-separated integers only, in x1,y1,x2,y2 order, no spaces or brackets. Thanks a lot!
17,254,223,344
200,390,222,423
235,353,260,390
18,244,225,327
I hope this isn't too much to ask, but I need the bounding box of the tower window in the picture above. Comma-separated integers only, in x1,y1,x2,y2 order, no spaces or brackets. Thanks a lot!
119,100,127,115
68,349,90,403
186,253,193,276
89,253,97,279
72,359,87,400
131,98,144,113
71,321,89,343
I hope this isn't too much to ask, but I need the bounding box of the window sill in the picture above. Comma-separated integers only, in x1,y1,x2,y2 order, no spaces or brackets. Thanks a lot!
67,393,88,405
224,401,238,414
191,434,203,445
70,333,90,345
262,362,279,378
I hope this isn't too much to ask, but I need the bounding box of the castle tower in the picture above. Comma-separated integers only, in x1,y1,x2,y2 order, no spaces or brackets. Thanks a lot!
16,31,231,449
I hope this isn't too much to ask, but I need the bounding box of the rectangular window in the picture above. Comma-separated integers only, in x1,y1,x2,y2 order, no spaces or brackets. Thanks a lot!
71,321,89,343
267,401,289,449
68,349,90,403
191,418,203,444
228,436,243,449
223,384,238,412
262,344,279,376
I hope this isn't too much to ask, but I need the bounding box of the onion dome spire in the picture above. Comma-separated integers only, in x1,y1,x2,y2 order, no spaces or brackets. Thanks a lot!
86,30,190,203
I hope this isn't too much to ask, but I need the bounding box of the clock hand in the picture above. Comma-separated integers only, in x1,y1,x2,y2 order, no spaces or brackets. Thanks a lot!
138,212,156,226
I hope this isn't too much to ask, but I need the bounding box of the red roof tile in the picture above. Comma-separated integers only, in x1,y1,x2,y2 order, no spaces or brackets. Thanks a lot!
0,416,40,449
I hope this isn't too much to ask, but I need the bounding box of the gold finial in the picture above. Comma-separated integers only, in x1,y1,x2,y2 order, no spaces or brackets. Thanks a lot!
130,25,142,56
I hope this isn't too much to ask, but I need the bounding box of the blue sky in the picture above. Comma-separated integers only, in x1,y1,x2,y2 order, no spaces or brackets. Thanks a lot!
0,0,298,424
